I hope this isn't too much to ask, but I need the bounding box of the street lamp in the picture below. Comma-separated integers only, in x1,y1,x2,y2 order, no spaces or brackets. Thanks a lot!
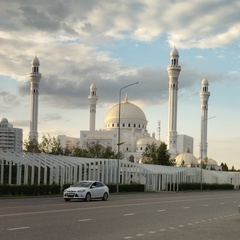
200,116,216,191
116,82,138,193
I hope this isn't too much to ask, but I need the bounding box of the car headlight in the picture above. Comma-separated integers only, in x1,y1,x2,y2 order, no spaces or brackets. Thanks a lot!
77,189,86,193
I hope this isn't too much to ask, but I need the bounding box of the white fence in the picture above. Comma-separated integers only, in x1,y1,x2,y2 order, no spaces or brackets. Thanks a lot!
0,150,239,191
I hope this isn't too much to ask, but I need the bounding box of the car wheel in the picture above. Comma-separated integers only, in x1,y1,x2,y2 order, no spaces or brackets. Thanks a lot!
102,192,108,201
85,193,91,202
64,198,70,202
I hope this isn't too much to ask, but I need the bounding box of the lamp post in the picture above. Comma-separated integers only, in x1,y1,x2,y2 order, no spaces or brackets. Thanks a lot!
116,82,138,193
200,116,216,191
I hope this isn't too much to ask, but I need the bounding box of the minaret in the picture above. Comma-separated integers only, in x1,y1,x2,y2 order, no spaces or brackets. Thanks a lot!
88,82,98,131
199,77,210,160
167,47,181,158
29,56,41,142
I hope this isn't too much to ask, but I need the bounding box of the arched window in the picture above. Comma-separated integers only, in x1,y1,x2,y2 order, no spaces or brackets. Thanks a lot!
128,123,131,127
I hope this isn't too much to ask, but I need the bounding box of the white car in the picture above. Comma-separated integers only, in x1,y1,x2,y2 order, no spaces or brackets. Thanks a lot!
63,181,109,202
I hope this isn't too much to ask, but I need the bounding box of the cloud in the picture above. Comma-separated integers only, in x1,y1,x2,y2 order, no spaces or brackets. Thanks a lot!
0,89,20,106
42,113,63,122
0,0,239,47
196,55,205,59
0,0,238,113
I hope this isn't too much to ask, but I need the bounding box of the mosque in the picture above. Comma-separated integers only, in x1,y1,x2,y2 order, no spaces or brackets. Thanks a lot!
29,47,220,169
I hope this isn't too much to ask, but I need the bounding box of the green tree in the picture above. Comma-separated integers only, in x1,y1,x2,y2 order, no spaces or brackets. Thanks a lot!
71,142,118,159
101,146,118,159
142,142,174,166
71,146,88,157
85,141,118,159
221,162,229,171
39,134,64,155
23,139,41,153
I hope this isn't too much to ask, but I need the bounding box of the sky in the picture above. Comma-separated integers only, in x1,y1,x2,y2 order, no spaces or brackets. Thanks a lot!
0,0,240,169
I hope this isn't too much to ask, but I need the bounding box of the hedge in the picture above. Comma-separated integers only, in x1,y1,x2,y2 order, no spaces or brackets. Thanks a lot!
0,184,61,196
176,183,235,191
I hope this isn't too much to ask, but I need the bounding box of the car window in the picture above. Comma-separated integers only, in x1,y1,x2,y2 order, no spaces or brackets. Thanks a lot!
92,182,98,187
96,182,104,187
73,182,91,188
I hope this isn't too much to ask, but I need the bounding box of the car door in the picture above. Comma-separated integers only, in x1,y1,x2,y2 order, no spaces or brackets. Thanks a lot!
90,182,99,198
96,182,105,197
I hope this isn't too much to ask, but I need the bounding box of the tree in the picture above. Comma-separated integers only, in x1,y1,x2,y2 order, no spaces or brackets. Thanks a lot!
221,162,229,171
72,141,118,159
71,146,89,157
24,134,64,155
39,134,64,155
23,139,41,153
142,142,174,166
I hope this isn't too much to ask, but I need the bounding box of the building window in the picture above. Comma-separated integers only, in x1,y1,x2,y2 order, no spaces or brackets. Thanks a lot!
123,123,125,127
128,123,131,127
134,124,136,127
112,123,114,127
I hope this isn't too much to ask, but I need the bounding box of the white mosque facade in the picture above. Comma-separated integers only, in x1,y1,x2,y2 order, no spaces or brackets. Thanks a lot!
79,47,196,163
25,49,219,169
80,94,161,162
78,47,219,169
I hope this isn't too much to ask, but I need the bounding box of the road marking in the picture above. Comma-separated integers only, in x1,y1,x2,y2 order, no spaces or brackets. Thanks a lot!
178,225,184,228
1,195,239,217
169,227,175,230
78,219,92,222
124,213,135,216
8,227,30,231
149,231,156,234
157,209,166,212
159,228,166,231
204,204,209,207
123,237,133,239
187,223,193,225
136,233,145,236
183,207,190,209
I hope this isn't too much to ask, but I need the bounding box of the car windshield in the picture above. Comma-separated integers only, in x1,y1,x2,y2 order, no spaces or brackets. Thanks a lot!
72,181,92,188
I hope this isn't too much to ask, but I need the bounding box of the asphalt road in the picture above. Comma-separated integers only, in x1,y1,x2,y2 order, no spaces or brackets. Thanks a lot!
0,191,239,240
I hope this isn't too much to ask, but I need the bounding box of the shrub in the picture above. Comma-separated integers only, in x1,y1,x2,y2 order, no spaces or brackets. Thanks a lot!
107,183,145,193
177,183,234,191
0,184,61,196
